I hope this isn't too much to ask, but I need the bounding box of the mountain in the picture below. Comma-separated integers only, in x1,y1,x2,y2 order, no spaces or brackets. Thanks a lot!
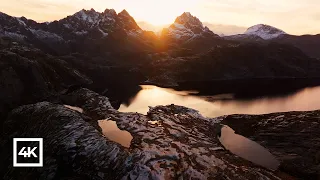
224,24,286,42
224,24,320,58
1,9,320,180
143,43,320,87
0,9,158,55
272,34,320,59
224,34,264,42
161,12,218,41
244,24,286,40
160,12,225,54
160,13,219,42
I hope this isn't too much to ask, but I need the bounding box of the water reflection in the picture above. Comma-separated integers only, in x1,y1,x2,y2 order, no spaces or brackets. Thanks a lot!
218,125,280,170
98,120,133,148
119,85,320,117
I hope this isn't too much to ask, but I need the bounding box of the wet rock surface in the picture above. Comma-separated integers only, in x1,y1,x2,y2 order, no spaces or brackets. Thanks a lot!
2,88,314,179
222,112,320,179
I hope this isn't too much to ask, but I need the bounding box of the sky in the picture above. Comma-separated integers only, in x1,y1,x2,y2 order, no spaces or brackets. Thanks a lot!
0,0,319,35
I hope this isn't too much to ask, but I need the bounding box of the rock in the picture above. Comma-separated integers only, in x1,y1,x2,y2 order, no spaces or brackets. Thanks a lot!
0,43,92,131
221,112,320,179
1,102,129,180
1,89,288,179
61,88,115,120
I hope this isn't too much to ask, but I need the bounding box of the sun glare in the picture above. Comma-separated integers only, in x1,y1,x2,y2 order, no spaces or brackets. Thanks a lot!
117,0,198,26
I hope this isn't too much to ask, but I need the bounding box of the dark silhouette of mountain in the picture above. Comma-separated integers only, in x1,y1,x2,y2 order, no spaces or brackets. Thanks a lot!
1,10,320,88
143,43,320,86
272,34,320,59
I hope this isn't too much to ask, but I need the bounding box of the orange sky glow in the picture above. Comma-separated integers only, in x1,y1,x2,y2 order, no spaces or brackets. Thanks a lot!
0,0,319,35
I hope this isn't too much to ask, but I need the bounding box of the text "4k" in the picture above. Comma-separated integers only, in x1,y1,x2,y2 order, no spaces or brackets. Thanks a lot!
18,147,38,158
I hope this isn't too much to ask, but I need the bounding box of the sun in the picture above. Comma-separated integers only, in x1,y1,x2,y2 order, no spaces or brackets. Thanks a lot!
120,0,198,26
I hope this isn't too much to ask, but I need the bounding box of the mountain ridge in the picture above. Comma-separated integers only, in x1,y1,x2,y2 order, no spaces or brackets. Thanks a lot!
0,8,159,55
2,9,319,38
1,8,320,58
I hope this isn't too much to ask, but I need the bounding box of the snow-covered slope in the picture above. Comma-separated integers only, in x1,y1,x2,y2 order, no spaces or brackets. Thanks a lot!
0,9,157,54
52,8,141,38
244,24,286,40
0,8,144,41
161,12,218,42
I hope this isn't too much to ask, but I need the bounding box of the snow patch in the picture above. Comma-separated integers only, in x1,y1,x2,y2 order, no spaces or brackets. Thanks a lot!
98,28,108,37
244,24,286,40
2,32,26,41
74,30,88,35
173,23,186,29
16,18,26,26
74,9,100,24
29,29,64,41
63,23,72,29
165,12,214,40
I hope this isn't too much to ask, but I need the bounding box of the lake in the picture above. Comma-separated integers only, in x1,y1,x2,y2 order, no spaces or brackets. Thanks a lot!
119,85,320,117
67,85,320,170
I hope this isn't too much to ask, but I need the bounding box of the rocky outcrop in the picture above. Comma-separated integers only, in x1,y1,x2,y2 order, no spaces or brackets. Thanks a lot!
0,41,92,130
0,102,130,180
2,88,317,179
222,112,320,179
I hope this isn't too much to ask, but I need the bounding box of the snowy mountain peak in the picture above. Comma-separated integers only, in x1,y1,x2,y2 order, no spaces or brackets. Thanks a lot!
175,12,204,28
161,12,218,42
73,9,100,23
244,24,286,40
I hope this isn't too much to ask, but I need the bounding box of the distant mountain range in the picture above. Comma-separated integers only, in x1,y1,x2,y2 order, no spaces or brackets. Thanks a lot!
1,9,319,58
0,9,160,55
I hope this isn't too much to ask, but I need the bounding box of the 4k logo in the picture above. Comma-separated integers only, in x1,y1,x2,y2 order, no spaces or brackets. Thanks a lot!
13,138,43,167
18,147,38,158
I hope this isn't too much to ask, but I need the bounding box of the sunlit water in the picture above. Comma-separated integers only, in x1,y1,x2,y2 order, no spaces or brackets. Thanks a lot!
66,86,320,168
64,105,133,148
119,85,320,117
219,125,280,170
98,120,133,148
